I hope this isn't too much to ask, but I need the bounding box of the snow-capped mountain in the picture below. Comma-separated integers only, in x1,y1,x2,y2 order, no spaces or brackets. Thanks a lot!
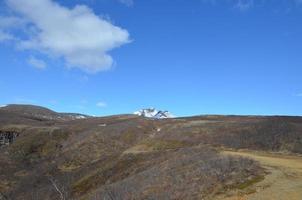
134,108,175,119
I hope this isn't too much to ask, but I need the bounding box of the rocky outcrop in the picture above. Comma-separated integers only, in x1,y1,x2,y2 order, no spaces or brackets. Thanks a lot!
0,193,7,200
0,131,19,146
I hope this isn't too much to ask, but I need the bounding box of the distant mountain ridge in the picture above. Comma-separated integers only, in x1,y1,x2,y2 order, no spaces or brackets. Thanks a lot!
0,104,90,121
134,108,175,119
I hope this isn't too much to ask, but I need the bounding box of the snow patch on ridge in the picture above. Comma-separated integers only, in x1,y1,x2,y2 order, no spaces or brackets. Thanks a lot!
134,108,175,119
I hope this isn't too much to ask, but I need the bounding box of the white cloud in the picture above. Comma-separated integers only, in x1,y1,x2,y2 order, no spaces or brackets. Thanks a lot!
27,56,46,69
96,101,107,107
119,0,134,7
3,0,130,73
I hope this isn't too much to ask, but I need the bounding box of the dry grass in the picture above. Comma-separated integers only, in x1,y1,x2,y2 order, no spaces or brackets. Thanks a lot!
217,150,302,200
124,139,191,154
1,110,301,200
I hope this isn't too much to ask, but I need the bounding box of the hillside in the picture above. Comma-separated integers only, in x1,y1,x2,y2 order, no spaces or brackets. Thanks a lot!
0,105,301,199
0,104,90,123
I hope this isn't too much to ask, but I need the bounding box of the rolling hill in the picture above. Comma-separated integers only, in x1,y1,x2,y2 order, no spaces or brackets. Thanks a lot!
0,105,301,200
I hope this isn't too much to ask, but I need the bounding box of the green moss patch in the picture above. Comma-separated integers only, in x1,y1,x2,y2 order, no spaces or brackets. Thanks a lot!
232,175,265,190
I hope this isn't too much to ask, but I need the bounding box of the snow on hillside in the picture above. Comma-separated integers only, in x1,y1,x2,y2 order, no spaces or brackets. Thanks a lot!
134,108,175,119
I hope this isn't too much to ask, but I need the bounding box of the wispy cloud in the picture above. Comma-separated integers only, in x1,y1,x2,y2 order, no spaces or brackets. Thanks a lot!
0,16,26,29
0,16,24,41
118,0,134,7
234,0,254,11
0,30,14,41
201,0,301,11
295,93,302,97
201,0,253,10
27,56,46,69
49,100,58,105
295,0,302,4
96,101,107,108
13,98,37,104
1,0,131,73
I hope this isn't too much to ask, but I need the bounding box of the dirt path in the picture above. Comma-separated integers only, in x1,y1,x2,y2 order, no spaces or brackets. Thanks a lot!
219,150,302,200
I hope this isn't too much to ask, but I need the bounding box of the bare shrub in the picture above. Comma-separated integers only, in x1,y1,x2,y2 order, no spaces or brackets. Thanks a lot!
90,146,261,200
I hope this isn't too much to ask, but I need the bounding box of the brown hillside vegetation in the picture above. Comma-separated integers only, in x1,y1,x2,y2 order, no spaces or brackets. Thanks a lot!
0,105,301,199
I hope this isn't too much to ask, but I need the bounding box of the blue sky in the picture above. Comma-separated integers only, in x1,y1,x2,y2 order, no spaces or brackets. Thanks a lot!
0,0,301,116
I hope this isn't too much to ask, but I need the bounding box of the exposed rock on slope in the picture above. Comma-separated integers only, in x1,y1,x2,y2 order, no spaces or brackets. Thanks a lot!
0,131,19,146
